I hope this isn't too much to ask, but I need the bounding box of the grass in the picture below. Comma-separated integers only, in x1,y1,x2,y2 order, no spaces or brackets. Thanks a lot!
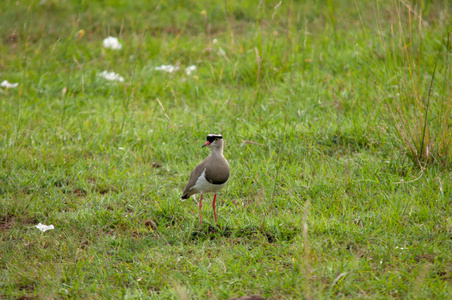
0,0,451,299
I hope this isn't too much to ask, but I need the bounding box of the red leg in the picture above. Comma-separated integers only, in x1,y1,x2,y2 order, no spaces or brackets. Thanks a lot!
199,194,203,226
212,194,217,224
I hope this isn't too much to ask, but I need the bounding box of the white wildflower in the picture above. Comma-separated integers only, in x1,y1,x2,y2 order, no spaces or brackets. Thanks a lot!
103,36,123,50
98,70,125,82
35,223,54,232
185,65,197,75
1,80,19,88
155,65,180,73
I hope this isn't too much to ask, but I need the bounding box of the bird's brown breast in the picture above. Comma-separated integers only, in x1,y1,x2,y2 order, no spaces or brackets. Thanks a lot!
204,156,229,184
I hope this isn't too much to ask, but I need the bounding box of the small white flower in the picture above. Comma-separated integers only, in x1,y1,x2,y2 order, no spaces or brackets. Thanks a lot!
155,65,180,73
213,38,218,44
1,80,19,88
185,65,197,75
98,70,124,82
35,223,54,232
103,36,123,50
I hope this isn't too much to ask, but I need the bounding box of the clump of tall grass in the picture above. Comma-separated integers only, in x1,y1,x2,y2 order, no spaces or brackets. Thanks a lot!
369,1,452,168
388,53,452,168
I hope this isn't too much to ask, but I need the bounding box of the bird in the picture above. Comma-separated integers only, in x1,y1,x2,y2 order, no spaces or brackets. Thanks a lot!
181,134,230,226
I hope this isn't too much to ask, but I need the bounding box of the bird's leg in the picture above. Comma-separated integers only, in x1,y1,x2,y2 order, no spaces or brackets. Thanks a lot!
199,194,203,226
212,194,217,224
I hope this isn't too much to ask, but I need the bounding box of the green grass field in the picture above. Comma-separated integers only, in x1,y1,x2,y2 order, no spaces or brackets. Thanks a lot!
1,0,451,299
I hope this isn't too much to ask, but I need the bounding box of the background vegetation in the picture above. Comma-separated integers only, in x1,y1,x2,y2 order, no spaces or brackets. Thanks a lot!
0,0,451,298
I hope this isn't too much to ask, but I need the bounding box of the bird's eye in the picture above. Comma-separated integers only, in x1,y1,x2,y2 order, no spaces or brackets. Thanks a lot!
215,138,218,141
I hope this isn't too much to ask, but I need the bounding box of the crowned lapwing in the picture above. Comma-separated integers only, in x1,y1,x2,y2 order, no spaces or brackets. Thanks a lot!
181,134,230,225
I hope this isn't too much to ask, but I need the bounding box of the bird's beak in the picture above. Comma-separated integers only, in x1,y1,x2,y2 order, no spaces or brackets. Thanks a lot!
202,141,211,148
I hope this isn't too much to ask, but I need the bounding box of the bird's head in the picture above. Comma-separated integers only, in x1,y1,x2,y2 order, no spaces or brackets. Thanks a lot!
202,133,224,150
